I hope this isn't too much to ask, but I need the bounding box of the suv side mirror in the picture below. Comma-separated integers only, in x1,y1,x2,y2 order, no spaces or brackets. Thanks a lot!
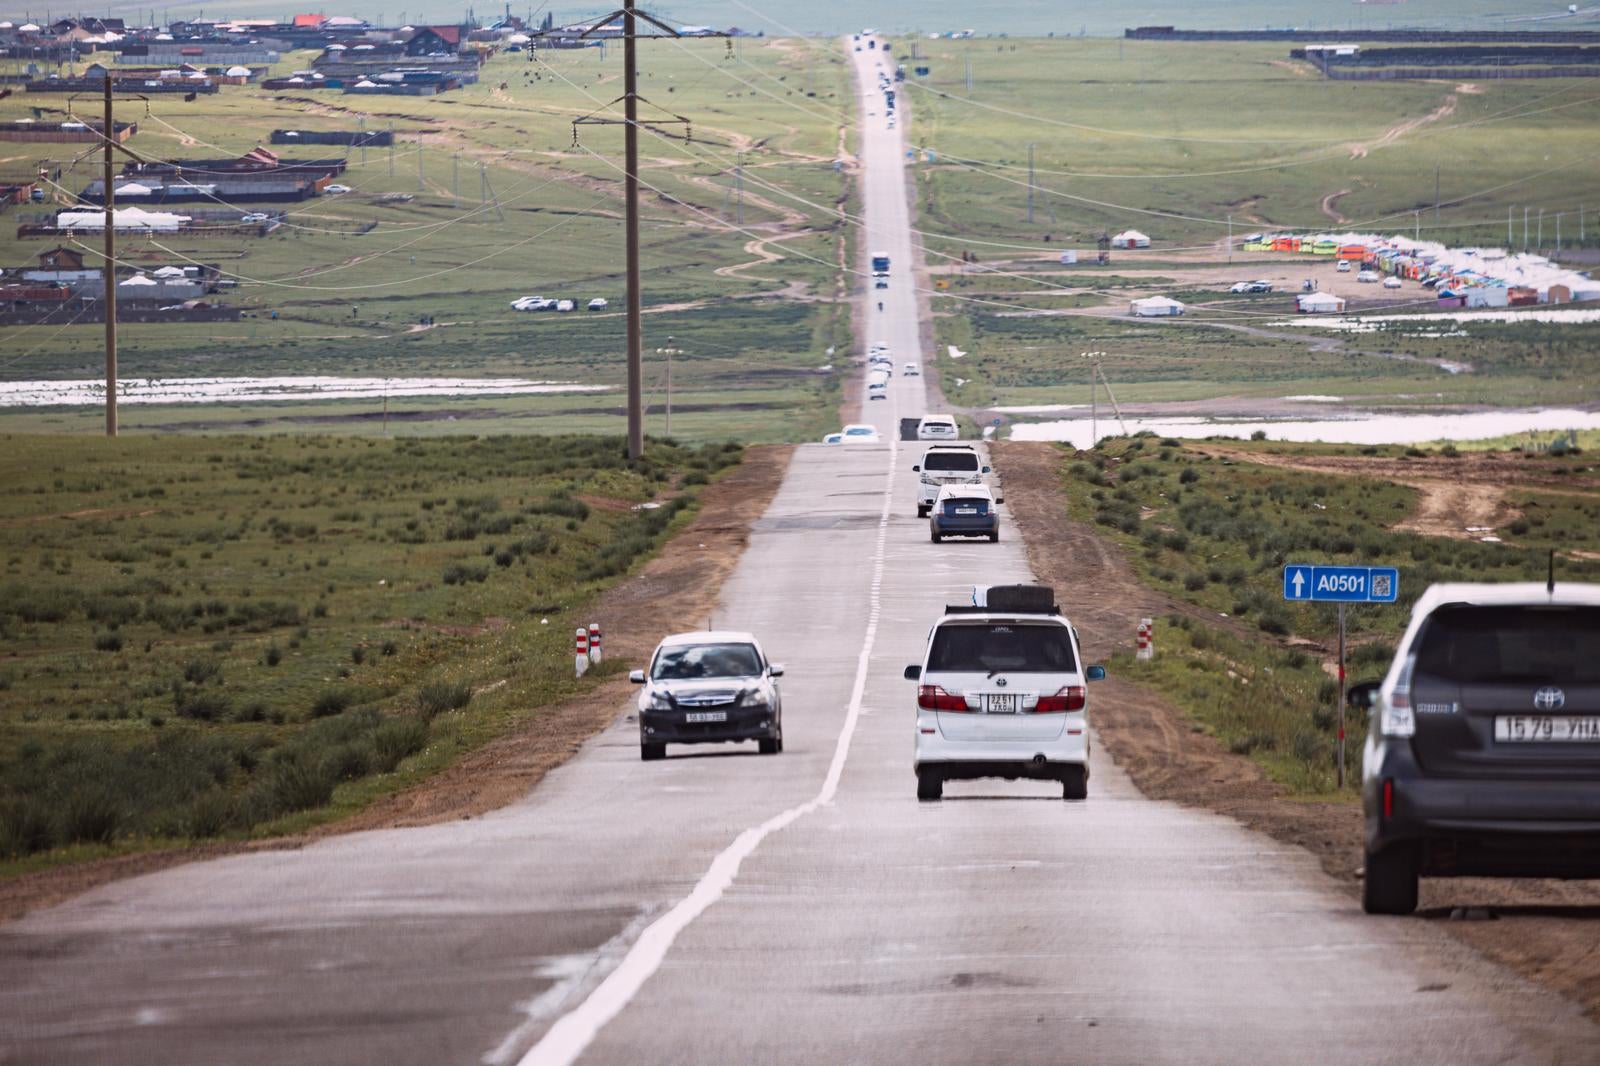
982,465,991,473
769,664,785,678
995,495,1005,504
629,670,646,684
1347,680,1380,712
911,464,920,472
1086,665,1106,681
903,664,922,681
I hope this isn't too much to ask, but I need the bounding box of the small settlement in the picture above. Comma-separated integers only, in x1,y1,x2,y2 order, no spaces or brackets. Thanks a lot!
1242,232,1600,309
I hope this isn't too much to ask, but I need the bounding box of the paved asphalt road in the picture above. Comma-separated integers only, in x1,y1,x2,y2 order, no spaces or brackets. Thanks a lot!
3,37,1597,1066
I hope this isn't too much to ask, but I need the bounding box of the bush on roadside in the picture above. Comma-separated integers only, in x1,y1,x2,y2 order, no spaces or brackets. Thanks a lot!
417,681,472,720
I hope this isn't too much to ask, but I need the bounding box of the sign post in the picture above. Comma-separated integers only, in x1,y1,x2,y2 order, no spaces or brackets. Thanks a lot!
1283,564,1400,788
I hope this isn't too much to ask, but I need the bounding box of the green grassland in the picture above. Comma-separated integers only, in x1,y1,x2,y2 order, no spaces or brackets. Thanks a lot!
905,37,1600,417
0,432,741,871
0,39,855,439
1057,436,1600,794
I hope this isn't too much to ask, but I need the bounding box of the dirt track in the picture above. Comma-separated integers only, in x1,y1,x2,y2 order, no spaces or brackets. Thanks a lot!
0,446,794,925
993,439,1600,1021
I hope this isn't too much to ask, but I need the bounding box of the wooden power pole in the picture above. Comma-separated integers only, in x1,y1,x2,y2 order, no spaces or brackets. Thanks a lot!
102,76,118,437
553,5,720,460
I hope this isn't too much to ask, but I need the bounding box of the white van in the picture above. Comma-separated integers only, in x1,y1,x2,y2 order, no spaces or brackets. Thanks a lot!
555,299,576,312
917,414,958,441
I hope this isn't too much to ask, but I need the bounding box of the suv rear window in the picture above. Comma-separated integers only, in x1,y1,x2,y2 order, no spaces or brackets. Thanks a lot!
1413,605,1600,684
928,623,1076,673
923,452,978,472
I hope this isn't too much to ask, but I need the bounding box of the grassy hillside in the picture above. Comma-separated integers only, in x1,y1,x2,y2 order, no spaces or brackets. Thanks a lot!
0,431,740,871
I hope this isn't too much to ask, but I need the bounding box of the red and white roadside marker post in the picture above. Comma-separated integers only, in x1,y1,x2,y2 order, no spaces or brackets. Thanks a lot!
575,627,589,678
588,623,602,665
1136,618,1154,661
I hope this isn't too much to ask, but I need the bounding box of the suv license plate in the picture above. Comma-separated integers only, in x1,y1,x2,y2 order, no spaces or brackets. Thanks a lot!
684,711,728,724
984,694,1017,714
1495,716,1600,742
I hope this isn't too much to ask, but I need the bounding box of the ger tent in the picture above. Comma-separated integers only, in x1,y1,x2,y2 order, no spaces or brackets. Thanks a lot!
1112,229,1150,249
1129,295,1184,317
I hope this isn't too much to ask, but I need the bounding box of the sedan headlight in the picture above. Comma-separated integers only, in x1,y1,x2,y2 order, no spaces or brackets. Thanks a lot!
644,691,673,712
739,687,772,709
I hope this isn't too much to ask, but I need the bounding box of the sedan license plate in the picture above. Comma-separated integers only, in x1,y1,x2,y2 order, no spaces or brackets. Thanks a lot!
984,694,1017,714
955,507,978,515
1495,716,1600,743
684,711,728,724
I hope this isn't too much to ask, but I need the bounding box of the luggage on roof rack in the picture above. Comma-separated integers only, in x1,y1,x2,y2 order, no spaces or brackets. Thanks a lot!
960,584,1058,614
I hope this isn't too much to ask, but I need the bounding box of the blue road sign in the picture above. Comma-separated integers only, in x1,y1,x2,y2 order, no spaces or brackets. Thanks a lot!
1283,564,1399,604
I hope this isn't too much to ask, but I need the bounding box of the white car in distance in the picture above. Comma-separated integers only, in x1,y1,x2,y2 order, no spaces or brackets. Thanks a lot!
904,362,920,376
917,414,959,441
904,584,1105,801
840,423,881,443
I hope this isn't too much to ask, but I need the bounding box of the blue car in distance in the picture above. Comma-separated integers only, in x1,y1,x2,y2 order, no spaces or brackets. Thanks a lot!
930,483,1000,543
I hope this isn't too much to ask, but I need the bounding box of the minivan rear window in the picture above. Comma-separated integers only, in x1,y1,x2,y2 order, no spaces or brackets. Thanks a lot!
1413,605,1600,684
923,452,978,472
928,623,1076,674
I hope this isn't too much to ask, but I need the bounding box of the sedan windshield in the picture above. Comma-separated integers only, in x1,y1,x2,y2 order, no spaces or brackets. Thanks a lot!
1413,605,1600,684
928,623,1076,674
652,642,763,680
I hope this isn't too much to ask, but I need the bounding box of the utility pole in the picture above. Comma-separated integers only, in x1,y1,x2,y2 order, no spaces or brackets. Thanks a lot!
964,52,972,93
1508,205,1513,247
664,334,673,436
1556,212,1562,255
553,5,712,461
101,76,117,437
359,115,368,163
1524,206,1530,250
1434,163,1440,224
452,151,460,207
416,140,424,191
1538,208,1544,251
388,123,396,178
1026,142,1034,224
735,150,743,225
1414,210,1419,241
1227,214,1233,264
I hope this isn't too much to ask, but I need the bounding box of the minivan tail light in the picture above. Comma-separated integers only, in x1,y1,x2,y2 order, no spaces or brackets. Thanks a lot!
1033,686,1086,713
1381,654,1417,739
917,685,970,712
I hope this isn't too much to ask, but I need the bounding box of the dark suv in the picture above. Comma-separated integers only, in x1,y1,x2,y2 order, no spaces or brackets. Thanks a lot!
1352,582,1600,914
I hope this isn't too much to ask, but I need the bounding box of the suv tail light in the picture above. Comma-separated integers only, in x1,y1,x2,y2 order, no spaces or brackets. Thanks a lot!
1033,686,1086,713
917,685,970,712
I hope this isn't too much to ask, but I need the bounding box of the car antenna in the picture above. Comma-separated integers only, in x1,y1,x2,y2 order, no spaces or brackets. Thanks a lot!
1548,549,1556,594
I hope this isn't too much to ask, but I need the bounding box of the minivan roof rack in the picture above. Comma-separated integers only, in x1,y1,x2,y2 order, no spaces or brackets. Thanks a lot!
942,604,1061,616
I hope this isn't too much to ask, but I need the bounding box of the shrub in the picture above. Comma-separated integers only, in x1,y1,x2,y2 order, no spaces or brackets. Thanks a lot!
310,689,353,718
1256,606,1292,636
94,632,124,652
174,690,232,722
185,790,236,839
0,797,55,857
259,754,336,815
1183,572,1207,592
371,716,429,772
1292,730,1328,765
59,787,121,845
351,645,366,665
417,681,472,720
182,659,221,685
1250,430,1268,441
1229,731,1275,756
323,741,373,782
381,640,398,657
263,643,282,667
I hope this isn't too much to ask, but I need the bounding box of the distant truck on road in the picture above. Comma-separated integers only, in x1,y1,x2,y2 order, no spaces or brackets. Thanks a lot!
871,251,891,275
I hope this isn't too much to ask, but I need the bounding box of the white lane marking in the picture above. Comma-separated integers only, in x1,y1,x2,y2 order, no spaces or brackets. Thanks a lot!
515,439,900,1066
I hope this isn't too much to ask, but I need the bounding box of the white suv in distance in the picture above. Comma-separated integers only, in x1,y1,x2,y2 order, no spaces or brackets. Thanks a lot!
913,444,988,517
918,415,958,440
904,585,1104,800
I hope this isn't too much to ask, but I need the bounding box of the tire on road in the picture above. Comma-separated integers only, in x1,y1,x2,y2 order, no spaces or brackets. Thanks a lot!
1362,843,1420,915
1061,764,1088,800
640,742,666,761
916,766,943,801
758,737,781,755
916,505,929,518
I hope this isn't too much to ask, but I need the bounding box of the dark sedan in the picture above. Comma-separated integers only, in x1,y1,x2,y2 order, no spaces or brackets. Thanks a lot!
631,631,785,760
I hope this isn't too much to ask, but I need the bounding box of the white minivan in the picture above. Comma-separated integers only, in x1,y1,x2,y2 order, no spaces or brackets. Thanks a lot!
904,584,1105,800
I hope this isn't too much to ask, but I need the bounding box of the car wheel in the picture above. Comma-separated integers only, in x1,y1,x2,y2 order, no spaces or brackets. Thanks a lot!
1060,764,1088,800
758,737,780,755
988,531,1000,543
930,531,941,543
916,505,929,518
1362,843,1419,915
640,742,666,761
916,766,943,801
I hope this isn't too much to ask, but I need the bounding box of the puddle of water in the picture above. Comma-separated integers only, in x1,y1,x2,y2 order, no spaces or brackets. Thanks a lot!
0,376,611,407
1008,408,1600,449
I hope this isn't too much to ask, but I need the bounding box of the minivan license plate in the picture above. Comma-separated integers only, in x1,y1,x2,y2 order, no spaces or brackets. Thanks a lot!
684,711,727,724
984,694,1017,714
1495,716,1600,743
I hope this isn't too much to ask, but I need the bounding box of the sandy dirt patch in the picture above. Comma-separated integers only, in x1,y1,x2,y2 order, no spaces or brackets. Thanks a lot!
0,446,794,924
994,440,1600,1021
